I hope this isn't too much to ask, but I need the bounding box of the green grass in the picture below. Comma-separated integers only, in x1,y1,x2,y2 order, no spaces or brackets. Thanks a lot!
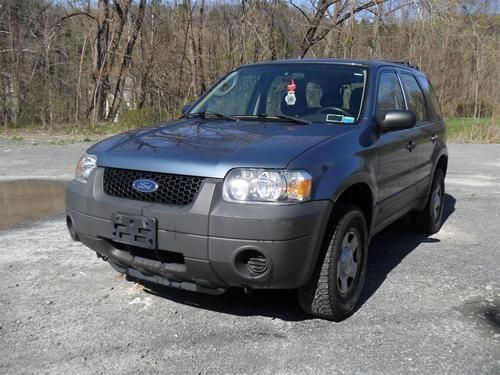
446,117,499,143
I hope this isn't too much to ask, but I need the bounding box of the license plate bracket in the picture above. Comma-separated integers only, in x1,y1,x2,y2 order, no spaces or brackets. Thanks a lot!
111,213,157,249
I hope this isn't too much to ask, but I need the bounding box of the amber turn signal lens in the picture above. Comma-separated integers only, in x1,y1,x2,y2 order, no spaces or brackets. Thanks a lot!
286,171,312,201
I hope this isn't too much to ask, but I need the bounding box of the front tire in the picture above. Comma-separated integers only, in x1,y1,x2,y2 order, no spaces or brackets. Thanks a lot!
297,204,368,321
412,168,445,234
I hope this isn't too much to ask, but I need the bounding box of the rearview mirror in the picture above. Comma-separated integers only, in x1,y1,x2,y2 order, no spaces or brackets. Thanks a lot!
379,110,416,131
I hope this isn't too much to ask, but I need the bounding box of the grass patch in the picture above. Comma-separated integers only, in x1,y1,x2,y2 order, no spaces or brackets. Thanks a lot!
446,117,499,143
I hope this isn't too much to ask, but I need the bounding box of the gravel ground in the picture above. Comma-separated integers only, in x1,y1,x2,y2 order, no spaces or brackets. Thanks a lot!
0,141,499,374
0,140,88,181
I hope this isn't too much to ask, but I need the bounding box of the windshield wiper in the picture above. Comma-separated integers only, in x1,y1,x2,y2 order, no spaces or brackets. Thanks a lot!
180,111,238,122
256,113,310,125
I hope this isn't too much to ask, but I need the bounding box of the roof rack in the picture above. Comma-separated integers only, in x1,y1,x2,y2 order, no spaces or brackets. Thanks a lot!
382,60,420,71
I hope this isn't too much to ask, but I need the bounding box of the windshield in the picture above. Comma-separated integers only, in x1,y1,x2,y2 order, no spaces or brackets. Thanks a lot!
189,63,367,125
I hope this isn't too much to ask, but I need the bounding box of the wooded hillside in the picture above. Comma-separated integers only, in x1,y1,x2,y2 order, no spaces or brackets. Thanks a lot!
0,0,498,128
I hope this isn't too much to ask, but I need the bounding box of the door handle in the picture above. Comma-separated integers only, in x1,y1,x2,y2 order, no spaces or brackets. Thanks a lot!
405,140,417,152
431,134,439,143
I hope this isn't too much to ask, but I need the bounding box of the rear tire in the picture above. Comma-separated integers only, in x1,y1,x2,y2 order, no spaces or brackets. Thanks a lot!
297,204,368,321
412,168,445,234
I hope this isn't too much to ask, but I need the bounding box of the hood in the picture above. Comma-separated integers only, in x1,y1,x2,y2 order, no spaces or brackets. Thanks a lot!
89,119,353,178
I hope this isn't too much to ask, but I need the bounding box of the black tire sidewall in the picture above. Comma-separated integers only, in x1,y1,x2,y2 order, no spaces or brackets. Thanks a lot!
327,209,368,316
431,169,445,228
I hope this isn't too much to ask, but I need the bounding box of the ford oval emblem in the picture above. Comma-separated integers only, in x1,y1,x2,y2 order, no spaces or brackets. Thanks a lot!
132,179,159,193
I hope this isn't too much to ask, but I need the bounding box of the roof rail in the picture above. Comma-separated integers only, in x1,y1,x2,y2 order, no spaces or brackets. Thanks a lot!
381,60,420,71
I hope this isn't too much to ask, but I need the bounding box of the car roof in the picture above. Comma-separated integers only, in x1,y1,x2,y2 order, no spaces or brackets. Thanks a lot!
241,58,421,73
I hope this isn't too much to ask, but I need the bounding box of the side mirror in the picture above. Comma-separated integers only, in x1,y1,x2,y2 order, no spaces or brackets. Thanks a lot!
379,110,416,132
182,103,193,114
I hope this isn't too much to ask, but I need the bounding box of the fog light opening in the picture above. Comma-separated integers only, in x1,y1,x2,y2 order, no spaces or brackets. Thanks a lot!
246,253,268,274
234,249,269,277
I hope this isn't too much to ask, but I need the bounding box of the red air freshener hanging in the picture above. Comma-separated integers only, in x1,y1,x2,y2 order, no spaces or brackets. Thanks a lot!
285,79,297,106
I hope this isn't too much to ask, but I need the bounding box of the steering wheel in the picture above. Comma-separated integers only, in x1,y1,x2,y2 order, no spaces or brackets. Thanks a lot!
317,107,351,116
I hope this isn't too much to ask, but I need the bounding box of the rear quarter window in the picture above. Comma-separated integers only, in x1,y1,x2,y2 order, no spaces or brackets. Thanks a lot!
421,78,443,120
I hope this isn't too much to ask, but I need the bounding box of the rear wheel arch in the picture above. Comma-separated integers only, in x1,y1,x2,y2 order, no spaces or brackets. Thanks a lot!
435,154,448,176
424,153,447,199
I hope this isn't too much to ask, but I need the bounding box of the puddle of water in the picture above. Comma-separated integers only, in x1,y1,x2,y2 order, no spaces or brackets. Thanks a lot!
0,180,66,229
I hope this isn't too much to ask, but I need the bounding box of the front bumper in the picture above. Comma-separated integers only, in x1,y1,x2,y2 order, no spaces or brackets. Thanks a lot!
66,168,332,292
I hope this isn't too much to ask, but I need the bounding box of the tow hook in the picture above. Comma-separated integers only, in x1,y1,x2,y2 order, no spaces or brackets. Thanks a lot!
96,252,108,261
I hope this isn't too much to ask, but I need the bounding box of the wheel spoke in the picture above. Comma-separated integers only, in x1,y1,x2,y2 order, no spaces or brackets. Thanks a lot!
433,184,442,217
338,275,348,293
349,235,359,253
341,235,350,250
349,258,358,278
337,260,342,280
336,230,362,294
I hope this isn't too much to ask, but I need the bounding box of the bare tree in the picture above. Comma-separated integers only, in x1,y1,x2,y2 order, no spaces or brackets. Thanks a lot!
295,0,387,57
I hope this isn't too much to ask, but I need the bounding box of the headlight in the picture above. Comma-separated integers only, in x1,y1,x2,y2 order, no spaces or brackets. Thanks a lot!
223,168,312,203
75,153,97,183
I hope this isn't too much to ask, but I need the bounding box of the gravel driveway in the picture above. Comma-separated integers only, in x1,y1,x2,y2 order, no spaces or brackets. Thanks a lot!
0,141,499,374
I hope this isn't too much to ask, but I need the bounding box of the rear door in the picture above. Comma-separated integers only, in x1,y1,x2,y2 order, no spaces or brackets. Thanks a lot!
375,70,419,225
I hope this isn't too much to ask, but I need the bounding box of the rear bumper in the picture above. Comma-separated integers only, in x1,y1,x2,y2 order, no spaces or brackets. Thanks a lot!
66,168,332,292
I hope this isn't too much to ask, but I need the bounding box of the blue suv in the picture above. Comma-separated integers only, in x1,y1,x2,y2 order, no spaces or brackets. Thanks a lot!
66,59,447,320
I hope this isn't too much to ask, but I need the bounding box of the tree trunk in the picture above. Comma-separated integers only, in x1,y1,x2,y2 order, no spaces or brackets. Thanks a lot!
107,0,147,121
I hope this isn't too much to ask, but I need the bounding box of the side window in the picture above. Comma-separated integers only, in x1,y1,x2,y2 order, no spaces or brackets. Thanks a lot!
376,72,405,121
400,74,428,123
427,80,443,120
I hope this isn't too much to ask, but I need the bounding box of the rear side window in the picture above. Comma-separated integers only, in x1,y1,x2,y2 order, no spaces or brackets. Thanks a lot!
426,79,443,120
400,74,428,123
376,72,405,121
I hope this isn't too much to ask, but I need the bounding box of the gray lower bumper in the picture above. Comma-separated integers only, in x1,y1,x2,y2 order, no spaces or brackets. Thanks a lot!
66,170,332,292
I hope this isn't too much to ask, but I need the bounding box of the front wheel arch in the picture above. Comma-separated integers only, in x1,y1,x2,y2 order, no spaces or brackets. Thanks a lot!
297,203,369,321
332,181,375,233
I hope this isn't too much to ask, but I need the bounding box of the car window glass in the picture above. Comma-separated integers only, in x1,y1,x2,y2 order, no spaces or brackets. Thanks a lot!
376,72,405,121
204,72,259,114
427,80,443,120
266,76,288,114
306,82,322,108
190,64,367,124
400,74,428,123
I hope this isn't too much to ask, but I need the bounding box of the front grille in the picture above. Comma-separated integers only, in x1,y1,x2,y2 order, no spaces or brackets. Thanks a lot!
103,167,205,205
